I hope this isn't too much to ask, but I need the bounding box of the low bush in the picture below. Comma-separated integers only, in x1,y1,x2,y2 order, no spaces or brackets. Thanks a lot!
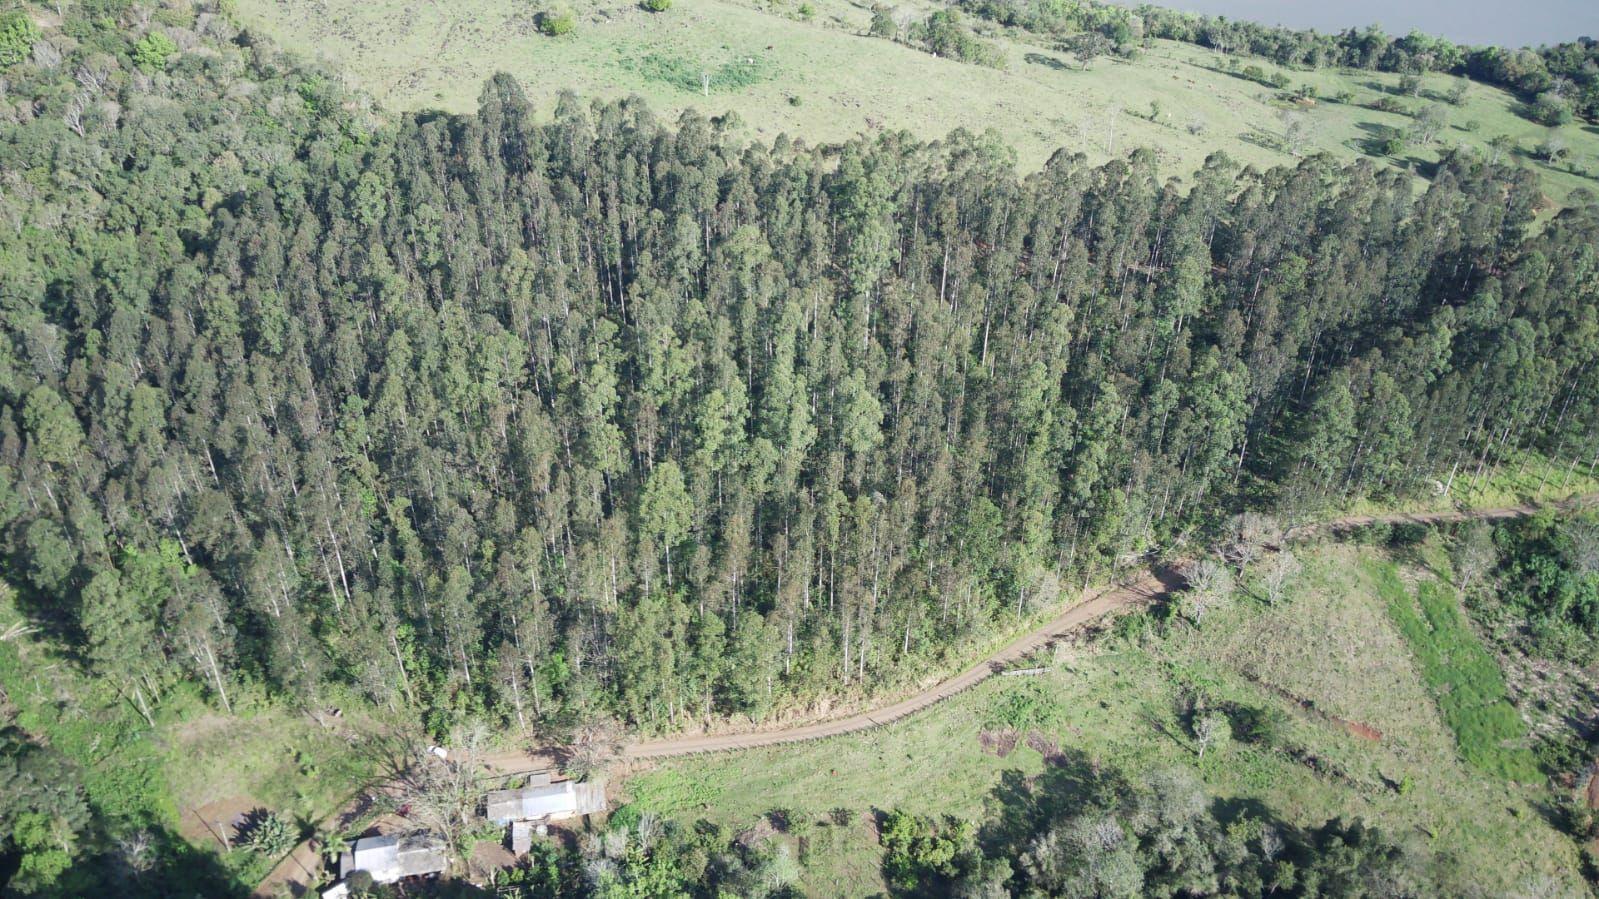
537,9,576,36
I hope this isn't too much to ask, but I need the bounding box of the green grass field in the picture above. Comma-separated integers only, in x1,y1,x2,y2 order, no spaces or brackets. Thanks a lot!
232,0,1599,196
622,543,1586,896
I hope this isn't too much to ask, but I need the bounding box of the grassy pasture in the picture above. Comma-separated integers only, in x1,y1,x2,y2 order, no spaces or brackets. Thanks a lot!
622,542,1587,896
232,0,1599,195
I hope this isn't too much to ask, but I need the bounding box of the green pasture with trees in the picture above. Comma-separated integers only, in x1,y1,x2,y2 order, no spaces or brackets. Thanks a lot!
3,0,1599,894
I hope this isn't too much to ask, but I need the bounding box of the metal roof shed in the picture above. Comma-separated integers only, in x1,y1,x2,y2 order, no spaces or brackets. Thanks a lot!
520,781,578,819
343,832,447,884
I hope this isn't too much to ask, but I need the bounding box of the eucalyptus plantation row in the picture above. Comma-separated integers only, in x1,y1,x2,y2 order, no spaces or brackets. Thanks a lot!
4,5,1598,741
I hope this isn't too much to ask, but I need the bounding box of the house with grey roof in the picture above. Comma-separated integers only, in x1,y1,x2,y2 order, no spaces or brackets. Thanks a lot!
336,831,448,884
484,776,607,830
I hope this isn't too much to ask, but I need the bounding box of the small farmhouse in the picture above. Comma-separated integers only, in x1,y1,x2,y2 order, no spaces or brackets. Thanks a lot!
338,831,448,884
485,777,607,826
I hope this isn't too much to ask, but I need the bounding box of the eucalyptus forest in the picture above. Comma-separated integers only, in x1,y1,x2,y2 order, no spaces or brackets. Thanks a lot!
2,0,1599,895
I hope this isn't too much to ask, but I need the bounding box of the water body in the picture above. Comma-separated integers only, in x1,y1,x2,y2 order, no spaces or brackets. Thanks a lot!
1121,1,1598,48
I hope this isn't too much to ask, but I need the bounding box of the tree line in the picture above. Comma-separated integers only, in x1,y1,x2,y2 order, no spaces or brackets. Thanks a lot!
945,0,1599,121
881,759,1434,897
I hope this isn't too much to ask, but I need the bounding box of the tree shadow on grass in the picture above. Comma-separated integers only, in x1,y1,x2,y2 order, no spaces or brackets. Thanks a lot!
977,748,1131,858
1024,52,1072,72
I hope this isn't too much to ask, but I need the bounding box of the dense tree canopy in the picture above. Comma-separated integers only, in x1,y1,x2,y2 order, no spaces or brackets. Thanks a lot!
880,755,1435,897
3,1,1598,751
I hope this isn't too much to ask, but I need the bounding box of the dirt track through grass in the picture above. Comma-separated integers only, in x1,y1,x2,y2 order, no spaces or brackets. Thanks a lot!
253,494,1596,896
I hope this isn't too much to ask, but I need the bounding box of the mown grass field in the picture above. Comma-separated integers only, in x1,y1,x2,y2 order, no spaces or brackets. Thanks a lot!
622,543,1586,896
233,0,1599,195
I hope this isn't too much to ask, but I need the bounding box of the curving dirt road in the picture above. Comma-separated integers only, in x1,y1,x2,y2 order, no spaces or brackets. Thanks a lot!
253,494,1594,896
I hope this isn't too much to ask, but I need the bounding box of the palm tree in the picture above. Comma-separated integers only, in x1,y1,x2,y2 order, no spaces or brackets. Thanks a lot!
317,828,350,865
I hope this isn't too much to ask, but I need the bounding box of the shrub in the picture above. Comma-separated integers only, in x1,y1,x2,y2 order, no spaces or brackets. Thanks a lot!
1534,136,1570,163
537,9,576,36
1528,91,1572,126
869,4,895,39
880,810,974,891
642,0,672,11
1219,701,1287,747
132,32,177,72
0,10,41,68
243,811,297,858
797,2,815,19
911,9,1002,68
982,679,1063,732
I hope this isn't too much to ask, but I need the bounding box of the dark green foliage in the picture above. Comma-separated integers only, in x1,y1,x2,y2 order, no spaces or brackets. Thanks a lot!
1492,514,1599,662
7,0,1599,753
130,31,175,71
496,814,801,898
1217,700,1288,747
891,754,1432,897
868,4,895,39
908,10,1003,67
880,810,976,892
2,1,1598,892
240,811,296,858
641,0,672,12
1528,91,1574,126
2,5,1599,892
0,729,90,896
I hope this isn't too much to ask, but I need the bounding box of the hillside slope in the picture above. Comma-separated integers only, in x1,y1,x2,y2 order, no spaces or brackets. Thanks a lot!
234,0,1599,193
625,540,1590,896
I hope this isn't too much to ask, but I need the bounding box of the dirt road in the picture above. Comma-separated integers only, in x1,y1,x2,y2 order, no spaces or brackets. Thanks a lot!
253,494,1593,896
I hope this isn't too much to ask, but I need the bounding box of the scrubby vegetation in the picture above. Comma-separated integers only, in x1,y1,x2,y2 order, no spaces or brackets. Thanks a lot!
881,761,1432,897
489,807,805,898
1488,512,1599,662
